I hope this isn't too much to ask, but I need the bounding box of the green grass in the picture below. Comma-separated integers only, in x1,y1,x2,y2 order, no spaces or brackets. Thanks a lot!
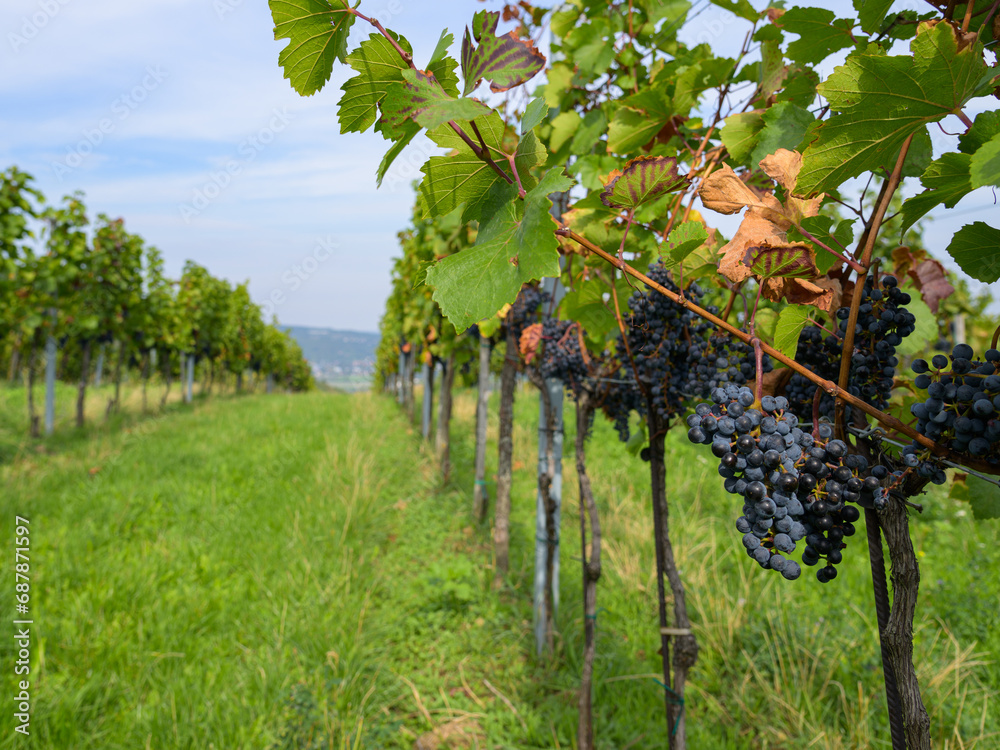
1,385,997,749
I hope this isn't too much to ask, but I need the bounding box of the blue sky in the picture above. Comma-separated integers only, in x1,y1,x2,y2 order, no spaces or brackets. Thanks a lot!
1,0,996,333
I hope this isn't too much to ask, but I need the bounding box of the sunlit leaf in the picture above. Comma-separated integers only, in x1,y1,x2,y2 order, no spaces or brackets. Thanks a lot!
600,156,689,210
271,0,355,96
461,10,546,96
798,22,997,195
425,169,573,330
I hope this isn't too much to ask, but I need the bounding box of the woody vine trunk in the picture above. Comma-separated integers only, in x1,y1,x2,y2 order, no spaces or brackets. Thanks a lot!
26,338,39,438
76,339,92,428
436,352,456,481
647,406,698,750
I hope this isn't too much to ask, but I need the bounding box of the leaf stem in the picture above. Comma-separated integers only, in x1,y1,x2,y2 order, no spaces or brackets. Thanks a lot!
344,7,514,187
834,134,913,440
795,225,865,273
344,7,413,65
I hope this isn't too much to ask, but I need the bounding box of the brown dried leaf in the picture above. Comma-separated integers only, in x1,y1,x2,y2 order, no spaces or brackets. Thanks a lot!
698,164,768,215
717,209,785,284
763,366,793,397
911,259,956,313
763,277,835,312
519,322,543,364
759,148,803,193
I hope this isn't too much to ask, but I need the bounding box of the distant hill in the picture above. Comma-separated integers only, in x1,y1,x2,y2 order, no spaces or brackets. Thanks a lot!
284,327,378,385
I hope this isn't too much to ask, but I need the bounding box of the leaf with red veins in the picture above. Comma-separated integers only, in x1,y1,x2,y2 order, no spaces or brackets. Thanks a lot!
519,322,543,363
748,242,819,279
600,156,690,210
718,209,783,284
461,10,546,96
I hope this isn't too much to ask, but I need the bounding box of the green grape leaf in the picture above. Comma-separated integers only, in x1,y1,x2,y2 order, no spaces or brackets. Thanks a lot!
543,63,575,107
778,7,859,66
749,243,817,279
549,111,581,154
777,65,820,107
521,97,548,134
600,156,689,210
967,476,1000,520
900,152,973,235
708,0,758,22
571,109,608,154
271,0,355,96
946,221,1000,283
338,33,411,134
773,305,811,359
568,154,619,191
427,32,459,96
606,89,672,153
750,101,814,167
959,111,1000,154
666,220,709,262
419,116,545,222
643,0,692,25
560,281,618,341
425,169,573,330
798,22,996,196
970,133,1000,189
375,121,420,187
461,10,546,96
721,112,765,164
854,0,895,35
419,112,508,220
789,215,856,274
381,69,492,137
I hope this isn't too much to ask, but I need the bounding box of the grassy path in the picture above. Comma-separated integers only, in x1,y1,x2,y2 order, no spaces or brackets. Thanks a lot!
1,388,997,749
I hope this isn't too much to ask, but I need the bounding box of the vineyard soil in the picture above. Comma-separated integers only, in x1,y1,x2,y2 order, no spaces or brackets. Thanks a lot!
0,387,996,748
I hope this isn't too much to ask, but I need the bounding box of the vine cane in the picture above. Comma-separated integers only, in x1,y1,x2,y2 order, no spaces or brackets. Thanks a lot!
865,508,906,750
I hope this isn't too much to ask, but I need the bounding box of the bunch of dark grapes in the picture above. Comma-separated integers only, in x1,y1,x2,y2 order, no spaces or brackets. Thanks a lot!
906,344,1000,472
540,319,589,398
785,275,915,418
600,369,644,441
507,285,550,342
785,326,842,418
687,385,890,583
613,262,711,428
837,274,915,410
685,334,772,399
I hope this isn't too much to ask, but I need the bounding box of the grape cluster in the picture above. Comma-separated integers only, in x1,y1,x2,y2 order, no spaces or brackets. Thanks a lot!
508,285,549,342
614,262,710,427
785,275,915,418
600,369,644,441
837,275,915,410
785,326,841,419
685,334,772,399
687,386,890,583
908,344,1000,470
540,319,589,398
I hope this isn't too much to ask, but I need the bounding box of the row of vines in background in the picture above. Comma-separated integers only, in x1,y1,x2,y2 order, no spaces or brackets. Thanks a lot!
271,0,1000,748
0,166,313,444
